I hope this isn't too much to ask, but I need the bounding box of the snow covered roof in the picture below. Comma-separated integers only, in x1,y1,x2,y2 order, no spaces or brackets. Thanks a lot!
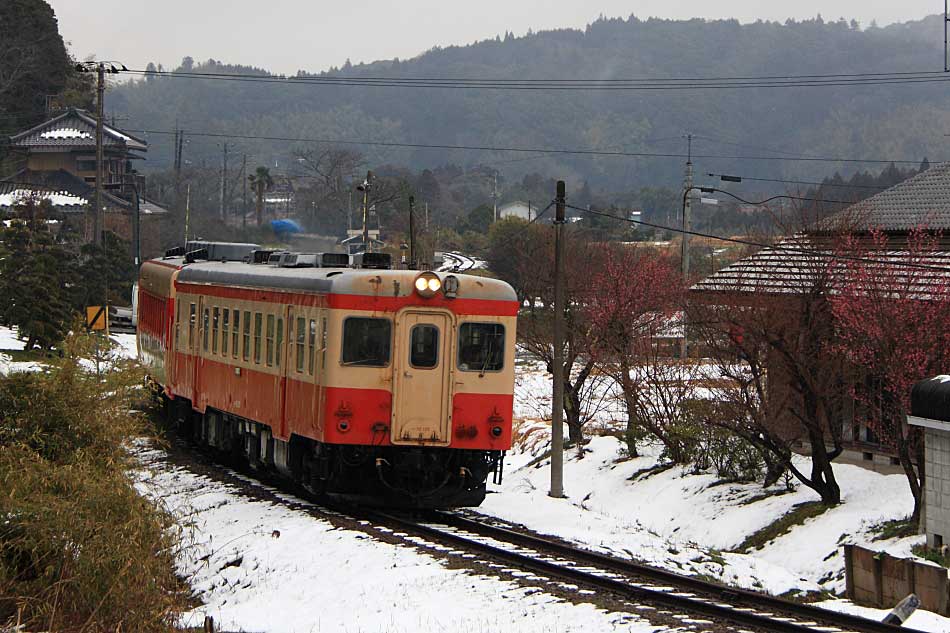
0,170,166,215
9,109,147,152
0,188,87,211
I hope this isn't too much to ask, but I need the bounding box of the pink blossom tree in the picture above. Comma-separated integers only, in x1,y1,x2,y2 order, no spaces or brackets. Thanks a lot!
831,227,950,526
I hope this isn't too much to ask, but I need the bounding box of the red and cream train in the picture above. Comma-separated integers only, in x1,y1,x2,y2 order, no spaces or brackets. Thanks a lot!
137,245,518,507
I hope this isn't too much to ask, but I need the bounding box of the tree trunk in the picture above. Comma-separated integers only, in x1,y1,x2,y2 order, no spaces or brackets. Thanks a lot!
804,426,841,505
564,382,584,452
619,360,639,458
256,189,264,227
896,423,923,529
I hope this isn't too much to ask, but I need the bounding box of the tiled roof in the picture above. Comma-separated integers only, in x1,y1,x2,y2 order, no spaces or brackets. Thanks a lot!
825,162,950,231
0,170,130,213
9,109,147,152
694,163,950,296
691,234,950,297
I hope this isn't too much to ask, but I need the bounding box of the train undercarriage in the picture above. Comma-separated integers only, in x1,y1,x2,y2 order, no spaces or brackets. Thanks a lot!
163,396,505,508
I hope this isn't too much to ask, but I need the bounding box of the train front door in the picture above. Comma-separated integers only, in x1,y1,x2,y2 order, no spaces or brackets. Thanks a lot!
391,310,453,446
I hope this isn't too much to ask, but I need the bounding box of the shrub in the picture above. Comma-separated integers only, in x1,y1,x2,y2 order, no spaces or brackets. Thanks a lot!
0,330,187,631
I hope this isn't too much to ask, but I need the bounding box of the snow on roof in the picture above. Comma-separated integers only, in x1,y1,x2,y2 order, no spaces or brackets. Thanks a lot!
39,128,92,140
0,189,87,208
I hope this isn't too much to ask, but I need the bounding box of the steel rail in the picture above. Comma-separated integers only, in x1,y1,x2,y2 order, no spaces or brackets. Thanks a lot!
415,510,923,633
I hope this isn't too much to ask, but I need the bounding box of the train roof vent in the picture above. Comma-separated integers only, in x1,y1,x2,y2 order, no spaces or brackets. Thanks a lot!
268,251,289,265
353,252,392,270
186,241,261,262
251,249,278,264
164,246,186,258
184,248,209,263
319,252,350,268
278,253,319,268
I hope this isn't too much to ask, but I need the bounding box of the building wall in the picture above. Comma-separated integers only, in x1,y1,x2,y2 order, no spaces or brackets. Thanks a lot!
925,427,950,548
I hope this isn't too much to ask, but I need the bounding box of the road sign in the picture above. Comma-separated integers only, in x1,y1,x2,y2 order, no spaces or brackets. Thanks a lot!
86,305,108,332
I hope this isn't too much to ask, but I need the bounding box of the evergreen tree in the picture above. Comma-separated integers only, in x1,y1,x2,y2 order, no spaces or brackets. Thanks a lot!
0,199,77,351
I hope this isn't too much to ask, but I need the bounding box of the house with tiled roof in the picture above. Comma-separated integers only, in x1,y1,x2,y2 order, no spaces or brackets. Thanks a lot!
692,162,950,468
0,108,166,254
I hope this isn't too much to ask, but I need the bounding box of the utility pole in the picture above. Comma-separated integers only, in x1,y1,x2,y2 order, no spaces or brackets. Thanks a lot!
680,134,693,359
93,62,105,246
408,195,416,269
359,171,372,253
219,142,228,220
550,180,566,499
184,184,191,244
241,154,248,234
492,170,498,222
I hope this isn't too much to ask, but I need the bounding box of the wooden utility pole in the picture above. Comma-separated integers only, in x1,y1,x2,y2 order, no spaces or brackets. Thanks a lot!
408,195,416,269
550,180,566,499
93,63,105,246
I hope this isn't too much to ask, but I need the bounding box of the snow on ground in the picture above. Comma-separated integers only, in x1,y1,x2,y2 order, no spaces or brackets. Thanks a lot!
488,364,950,630
0,327,137,374
135,447,663,633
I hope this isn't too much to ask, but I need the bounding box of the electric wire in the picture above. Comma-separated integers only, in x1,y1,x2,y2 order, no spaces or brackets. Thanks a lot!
707,173,888,190
127,127,934,166
119,68,950,91
562,202,950,274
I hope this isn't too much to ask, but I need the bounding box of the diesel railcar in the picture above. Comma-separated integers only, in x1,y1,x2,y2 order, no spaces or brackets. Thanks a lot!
137,246,518,507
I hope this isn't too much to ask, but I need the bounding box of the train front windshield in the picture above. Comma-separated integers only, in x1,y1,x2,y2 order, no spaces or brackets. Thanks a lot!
457,323,505,372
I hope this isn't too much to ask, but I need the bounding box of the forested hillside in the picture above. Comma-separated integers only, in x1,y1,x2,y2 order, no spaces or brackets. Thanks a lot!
112,14,945,191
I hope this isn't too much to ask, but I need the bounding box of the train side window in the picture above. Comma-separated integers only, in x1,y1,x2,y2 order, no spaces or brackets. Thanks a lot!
212,307,219,354
409,324,439,369
341,317,391,367
458,323,505,372
221,309,230,356
308,319,316,376
189,303,196,349
202,308,209,352
232,310,240,359
296,317,306,373
242,310,251,361
321,317,327,370
175,301,182,350
266,314,275,367
276,317,283,368
254,312,263,365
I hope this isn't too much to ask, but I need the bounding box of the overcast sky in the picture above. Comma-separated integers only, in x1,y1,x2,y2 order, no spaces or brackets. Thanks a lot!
49,1,939,75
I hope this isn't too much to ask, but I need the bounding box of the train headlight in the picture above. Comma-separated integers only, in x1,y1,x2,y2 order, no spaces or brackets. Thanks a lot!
414,272,441,298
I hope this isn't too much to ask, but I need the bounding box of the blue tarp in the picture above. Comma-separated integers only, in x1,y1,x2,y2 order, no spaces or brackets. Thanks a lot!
270,219,303,234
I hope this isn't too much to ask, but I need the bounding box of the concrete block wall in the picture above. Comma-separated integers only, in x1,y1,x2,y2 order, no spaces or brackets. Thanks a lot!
926,428,950,549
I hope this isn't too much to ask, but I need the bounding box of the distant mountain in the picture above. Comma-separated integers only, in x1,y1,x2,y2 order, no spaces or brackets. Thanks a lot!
111,14,950,191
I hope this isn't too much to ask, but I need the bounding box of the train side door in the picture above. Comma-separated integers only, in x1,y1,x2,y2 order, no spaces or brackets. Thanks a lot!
391,310,453,446
277,304,292,438
194,296,205,409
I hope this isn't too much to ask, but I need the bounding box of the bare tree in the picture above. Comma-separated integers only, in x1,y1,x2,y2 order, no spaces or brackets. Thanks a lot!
691,232,850,504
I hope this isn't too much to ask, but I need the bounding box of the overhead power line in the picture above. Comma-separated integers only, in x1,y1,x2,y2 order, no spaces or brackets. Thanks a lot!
120,68,950,91
564,202,950,274
127,127,934,166
707,173,888,190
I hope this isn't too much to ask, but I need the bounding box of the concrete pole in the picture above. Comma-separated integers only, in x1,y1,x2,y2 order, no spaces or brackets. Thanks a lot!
550,180,567,499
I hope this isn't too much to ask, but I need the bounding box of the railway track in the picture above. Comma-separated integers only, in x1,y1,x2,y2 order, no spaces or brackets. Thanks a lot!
159,439,922,633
